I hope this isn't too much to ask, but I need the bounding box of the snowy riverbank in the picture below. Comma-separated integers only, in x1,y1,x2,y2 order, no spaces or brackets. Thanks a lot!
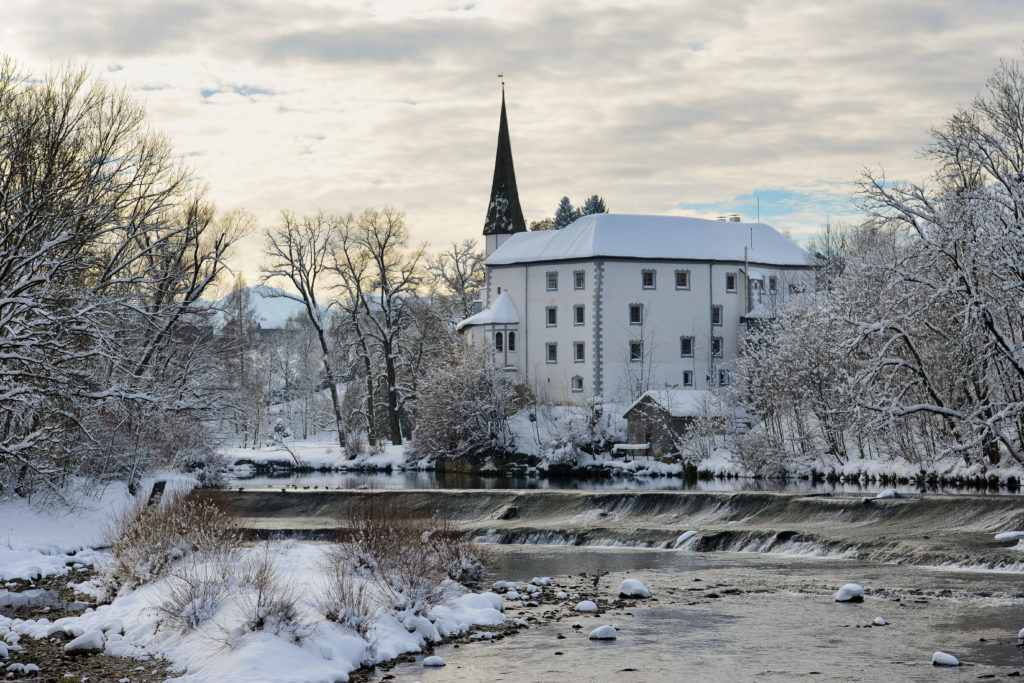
0,481,505,682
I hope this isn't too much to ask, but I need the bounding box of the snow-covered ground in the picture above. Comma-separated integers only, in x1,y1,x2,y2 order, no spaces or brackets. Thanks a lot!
223,433,413,473
0,480,504,682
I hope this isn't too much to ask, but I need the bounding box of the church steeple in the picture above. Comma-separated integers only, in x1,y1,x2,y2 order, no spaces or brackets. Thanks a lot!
483,87,526,236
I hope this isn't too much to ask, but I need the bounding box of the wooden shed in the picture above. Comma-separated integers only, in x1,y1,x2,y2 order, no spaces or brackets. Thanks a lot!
621,390,725,461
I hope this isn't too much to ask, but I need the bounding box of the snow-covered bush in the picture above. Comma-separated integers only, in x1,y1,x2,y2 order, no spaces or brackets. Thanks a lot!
236,543,303,640
100,491,239,594
409,340,526,464
157,553,236,634
329,499,487,616
317,564,380,638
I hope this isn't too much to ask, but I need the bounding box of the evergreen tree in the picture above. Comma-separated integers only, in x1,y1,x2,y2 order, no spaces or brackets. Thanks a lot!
581,194,608,215
552,196,579,229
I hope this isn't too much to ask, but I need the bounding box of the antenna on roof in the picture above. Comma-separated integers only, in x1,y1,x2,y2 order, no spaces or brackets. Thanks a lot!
498,73,504,87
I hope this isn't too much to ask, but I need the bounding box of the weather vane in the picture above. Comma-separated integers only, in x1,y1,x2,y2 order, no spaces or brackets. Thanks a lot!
498,73,504,86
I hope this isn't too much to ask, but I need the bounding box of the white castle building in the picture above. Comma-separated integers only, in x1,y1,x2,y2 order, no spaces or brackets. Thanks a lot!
458,92,811,404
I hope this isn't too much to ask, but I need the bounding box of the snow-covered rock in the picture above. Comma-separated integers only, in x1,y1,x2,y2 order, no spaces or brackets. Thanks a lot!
836,584,864,602
618,579,650,599
873,617,886,626
674,531,698,548
874,489,899,499
556,591,567,600
576,600,598,612
588,625,618,640
995,531,1024,540
492,581,517,591
479,592,504,612
423,655,446,667
932,651,959,666
531,577,552,586
1018,626,1024,639
65,630,104,654
506,590,520,600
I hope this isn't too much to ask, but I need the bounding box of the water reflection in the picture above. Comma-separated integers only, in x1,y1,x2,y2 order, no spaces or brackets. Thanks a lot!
228,470,1019,495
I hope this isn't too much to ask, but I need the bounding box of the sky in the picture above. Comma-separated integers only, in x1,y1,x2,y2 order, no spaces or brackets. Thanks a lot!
4,0,1024,284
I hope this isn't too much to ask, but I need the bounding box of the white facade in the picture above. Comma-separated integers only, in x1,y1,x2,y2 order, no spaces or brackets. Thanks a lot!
460,213,811,404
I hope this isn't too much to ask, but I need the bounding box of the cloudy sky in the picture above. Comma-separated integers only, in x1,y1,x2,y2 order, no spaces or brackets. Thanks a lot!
5,0,1023,281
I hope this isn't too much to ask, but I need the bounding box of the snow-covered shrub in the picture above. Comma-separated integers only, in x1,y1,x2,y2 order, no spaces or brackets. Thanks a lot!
100,491,239,594
330,499,487,616
409,340,526,464
157,553,236,634
236,543,303,639
317,564,380,638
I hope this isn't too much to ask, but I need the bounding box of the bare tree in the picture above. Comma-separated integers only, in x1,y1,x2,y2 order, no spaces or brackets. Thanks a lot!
0,58,239,494
427,240,485,321
261,212,347,454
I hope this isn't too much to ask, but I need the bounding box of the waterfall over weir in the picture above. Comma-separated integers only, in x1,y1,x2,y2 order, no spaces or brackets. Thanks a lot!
208,489,1024,572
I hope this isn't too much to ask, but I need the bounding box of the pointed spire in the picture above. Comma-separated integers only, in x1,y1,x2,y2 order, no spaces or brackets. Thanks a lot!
483,86,526,235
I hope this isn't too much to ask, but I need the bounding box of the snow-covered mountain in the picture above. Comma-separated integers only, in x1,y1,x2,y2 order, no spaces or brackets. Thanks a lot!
212,285,313,330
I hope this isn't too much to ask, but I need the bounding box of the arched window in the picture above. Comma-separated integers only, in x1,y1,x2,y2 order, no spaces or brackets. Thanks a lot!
495,331,504,351
508,331,516,351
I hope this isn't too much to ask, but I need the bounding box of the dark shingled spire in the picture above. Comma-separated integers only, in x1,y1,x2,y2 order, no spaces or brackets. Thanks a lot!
483,87,526,235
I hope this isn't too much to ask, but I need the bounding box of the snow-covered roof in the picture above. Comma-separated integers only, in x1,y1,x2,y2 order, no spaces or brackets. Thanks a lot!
743,301,774,319
623,390,724,419
486,213,809,267
456,291,520,331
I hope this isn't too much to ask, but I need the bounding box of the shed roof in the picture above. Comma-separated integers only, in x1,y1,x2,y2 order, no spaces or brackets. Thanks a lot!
623,389,724,419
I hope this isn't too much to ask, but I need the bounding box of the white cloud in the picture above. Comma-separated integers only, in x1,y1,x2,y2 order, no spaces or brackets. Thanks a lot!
3,0,1022,279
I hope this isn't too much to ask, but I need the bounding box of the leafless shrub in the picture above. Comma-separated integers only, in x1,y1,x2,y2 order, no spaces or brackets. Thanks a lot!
100,490,239,594
316,563,380,637
329,498,487,615
157,553,236,634
236,543,303,639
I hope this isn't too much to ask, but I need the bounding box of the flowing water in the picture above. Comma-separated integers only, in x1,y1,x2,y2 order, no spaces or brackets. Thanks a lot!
212,488,1024,681
376,547,1024,682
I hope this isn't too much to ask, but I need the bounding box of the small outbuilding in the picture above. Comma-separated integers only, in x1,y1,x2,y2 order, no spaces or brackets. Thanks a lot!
621,390,725,460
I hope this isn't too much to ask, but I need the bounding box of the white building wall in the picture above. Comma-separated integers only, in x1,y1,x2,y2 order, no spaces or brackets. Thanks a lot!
478,259,808,404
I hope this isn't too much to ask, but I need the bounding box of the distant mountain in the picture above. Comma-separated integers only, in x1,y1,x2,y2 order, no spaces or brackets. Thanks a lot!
212,284,315,330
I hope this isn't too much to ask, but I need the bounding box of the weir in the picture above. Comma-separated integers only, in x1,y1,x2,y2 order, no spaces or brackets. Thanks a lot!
207,489,1024,571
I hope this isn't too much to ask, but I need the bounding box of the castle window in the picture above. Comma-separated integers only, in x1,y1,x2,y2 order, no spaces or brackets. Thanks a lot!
712,336,723,357
726,272,737,292
769,276,778,293
508,331,516,351
629,303,643,325
571,375,584,393
630,340,643,362
574,342,585,363
719,369,730,386
574,270,585,290
546,306,557,327
675,269,690,290
711,305,722,326
546,342,558,364
574,304,585,326
641,269,656,289
495,332,503,352
680,336,694,357
682,370,693,387
546,271,558,291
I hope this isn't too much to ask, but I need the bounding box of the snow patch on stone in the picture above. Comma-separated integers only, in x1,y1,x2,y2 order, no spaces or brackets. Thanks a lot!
576,600,598,612
588,625,618,640
932,651,959,666
617,579,650,598
836,584,864,602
